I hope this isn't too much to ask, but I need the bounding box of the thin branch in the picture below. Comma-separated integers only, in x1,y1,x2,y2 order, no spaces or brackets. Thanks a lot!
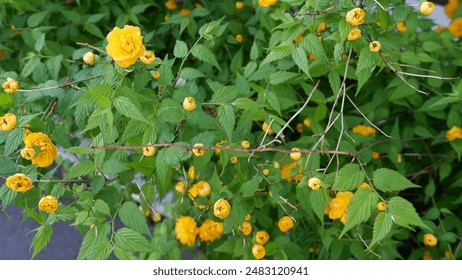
278,195,299,211
357,227,382,259
17,75,103,93
76,42,108,56
388,62,437,73
396,71,460,81
374,0,387,11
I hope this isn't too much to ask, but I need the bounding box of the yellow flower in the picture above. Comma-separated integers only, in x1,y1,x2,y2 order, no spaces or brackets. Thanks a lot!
143,144,156,157
296,123,303,133
230,156,238,164
397,153,402,163
236,1,244,9
2,77,19,94
195,3,203,8
396,21,408,32
262,169,270,176
245,214,251,221
0,113,17,131
215,139,226,154
280,162,303,183
152,71,161,79
369,41,381,52
195,181,211,197
165,0,177,11
140,51,155,64
347,28,361,41
346,8,366,26
240,221,252,236
434,26,446,33
262,121,274,134
198,219,223,242
175,216,199,246
357,182,371,190
273,161,280,169
445,0,459,19
188,166,199,179
241,140,250,149
175,181,187,194
446,126,462,141
420,2,435,15
308,177,321,190
377,202,387,211
258,0,278,8
308,54,318,60
83,51,95,64
316,22,328,33
372,152,380,160
38,195,59,213
328,191,353,224
449,17,462,37
6,173,34,193
352,124,376,137
106,25,146,68
213,199,231,219
178,8,190,17
303,117,311,128
21,147,35,160
235,34,243,43
423,233,438,247
252,244,266,259
290,148,302,161
183,96,196,112
293,33,303,44
24,132,58,168
277,216,294,232
192,143,205,157
255,230,269,245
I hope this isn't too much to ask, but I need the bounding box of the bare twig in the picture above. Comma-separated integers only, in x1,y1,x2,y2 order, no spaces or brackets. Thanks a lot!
76,42,108,56
17,75,103,93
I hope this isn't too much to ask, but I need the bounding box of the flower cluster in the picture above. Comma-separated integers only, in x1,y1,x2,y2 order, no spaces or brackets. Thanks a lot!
175,216,199,246
352,124,376,137
198,219,224,242
446,126,462,141
280,162,303,183
345,8,365,41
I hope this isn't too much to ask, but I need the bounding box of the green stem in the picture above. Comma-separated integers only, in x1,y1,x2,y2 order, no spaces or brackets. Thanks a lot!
176,36,203,79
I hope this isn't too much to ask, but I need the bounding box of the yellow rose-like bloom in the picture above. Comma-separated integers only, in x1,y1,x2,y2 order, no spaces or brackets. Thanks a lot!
178,8,190,17
372,152,380,160
230,156,238,164
236,1,244,9
262,121,274,135
152,71,161,80
396,21,408,32
83,52,95,64
255,230,269,245
446,126,462,141
252,244,266,259
303,117,311,128
24,132,58,168
346,8,366,26
143,144,156,157
308,177,321,190
6,173,34,193
175,181,187,194
377,202,387,211
188,184,207,209
199,219,223,242
290,148,302,161
420,2,436,15
213,198,231,219
258,0,278,8
196,181,211,197
449,17,462,37
357,182,371,190
240,221,252,236
280,162,303,183
192,143,205,157
21,147,35,160
38,195,59,213
175,216,199,246
445,0,459,19
352,124,376,136
0,113,17,131
235,34,243,43
328,191,353,224
423,233,438,247
2,77,19,94
106,25,146,68
183,97,196,112
165,0,177,11
241,140,250,149
316,22,328,33
347,28,362,41
277,216,294,232
369,41,381,52
140,51,155,64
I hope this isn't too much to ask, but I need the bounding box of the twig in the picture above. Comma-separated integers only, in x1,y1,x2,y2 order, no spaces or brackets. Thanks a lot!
278,195,299,211
395,71,459,81
357,227,382,259
388,62,437,73
374,0,387,11
76,42,108,56
17,75,103,93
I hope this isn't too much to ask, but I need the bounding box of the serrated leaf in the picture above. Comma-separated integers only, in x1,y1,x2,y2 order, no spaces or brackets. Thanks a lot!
239,175,263,197
114,96,147,123
93,199,110,217
191,44,221,70
340,188,379,237
292,47,310,77
119,201,150,235
0,185,17,208
304,33,324,57
27,11,48,27
370,212,394,247
21,56,40,78
0,158,18,176
114,227,152,252
266,91,281,115
234,98,261,110
4,128,25,156
215,238,237,254
101,159,129,174
198,16,225,39
45,55,63,80
31,224,52,259
217,105,235,141
211,86,240,103
158,98,185,124
261,43,293,66
269,71,300,85
335,164,365,191
65,160,95,179
357,47,378,71
77,222,111,260
373,168,420,192
180,67,204,79
174,40,188,58
309,188,329,222
328,71,341,94
388,196,430,231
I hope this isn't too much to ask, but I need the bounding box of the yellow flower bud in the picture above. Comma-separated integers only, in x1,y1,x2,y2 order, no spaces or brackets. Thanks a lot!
423,233,438,247
0,113,17,131
290,148,302,161
83,51,95,64
252,244,266,259
175,181,187,194
255,230,269,245
347,28,362,41
236,1,244,9
241,140,250,149
183,96,197,112
372,152,380,160
178,8,190,17
38,195,59,213
230,156,238,164
213,198,231,219
188,166,198,179
316,22,328,33
357,182,371,190
277,216,294,232
21,147,35,160
308,177,321,190
6,173,34,193
245,214,251,221
196,181,211,197
303,117,311,128
446,126,462,141
262,122,274,134
273,161,280,169
240,221,252,236
165,0,177,11
396,21,407,32
262,169,270,176
192,143,205,157
143,144,156,157
2,77,20,94
140,51,156,64
377,202,387,211
235,34,243,43
152,71,161,80
369,41,381,53
258,0,278,8
420,2,435,15
293,33,303,44
346,8,366,26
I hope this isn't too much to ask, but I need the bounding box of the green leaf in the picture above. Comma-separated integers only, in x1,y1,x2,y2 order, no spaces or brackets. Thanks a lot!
0,158,18,176
0,185,17,208
340,188,379,237
215,238,237,254
335,164,365,191
114,227,153,252
388,196,430,231
234,98,261,110
77,222,111,260
239,175,263,197
90,176,105,194
114,96,147,123
357,47,378,71
31,224,52,259
266,91,281,115
373,168,420,192
4,128,25,156
211,86,240,104
422,41,443,52
45,55,63,80
370,212,394,247
93,199,110,217
119,201,150,235
174,40,188,58
269,71,300,85
191,44,221,70
158,98,185,124
292,47,310,77
27,11,48,27
309,187,329,222
180,67,204,79
65,160,95,179
217,105,235,141
304,33,324,57
261,43,293,66
21,56,40,78
328,71,341,94
101,159,129,174
338,18,350,41
198,16,225,40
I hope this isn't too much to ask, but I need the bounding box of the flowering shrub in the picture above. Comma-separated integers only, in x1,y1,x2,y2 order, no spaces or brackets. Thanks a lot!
0,0,461,260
